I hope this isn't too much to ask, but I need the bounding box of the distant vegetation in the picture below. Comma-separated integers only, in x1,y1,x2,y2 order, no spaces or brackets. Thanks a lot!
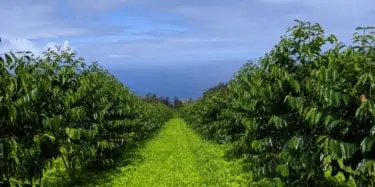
182,20,375,186
143,92,186,108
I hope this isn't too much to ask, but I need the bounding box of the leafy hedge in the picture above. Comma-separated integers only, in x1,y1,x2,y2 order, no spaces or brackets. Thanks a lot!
182,20,375,186
0,47,172,186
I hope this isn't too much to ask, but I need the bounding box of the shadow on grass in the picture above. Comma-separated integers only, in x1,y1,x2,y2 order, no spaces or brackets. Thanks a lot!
43,141,148,187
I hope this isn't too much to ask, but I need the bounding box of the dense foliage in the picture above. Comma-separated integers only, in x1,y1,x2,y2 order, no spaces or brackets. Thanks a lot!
0,47,172,186
182,20,375,186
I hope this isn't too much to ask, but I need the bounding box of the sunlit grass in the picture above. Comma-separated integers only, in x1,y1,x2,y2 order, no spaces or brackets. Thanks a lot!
42,118,352,187
80,118,250,186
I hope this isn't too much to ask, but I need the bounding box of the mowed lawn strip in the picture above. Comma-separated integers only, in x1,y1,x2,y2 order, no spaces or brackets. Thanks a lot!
94,118,249,186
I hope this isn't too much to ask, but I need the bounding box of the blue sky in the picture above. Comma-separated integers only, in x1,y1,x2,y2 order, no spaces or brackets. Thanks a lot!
1,0,375,98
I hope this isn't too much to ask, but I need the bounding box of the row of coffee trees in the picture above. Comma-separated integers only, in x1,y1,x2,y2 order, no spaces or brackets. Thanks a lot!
0,46,172,186
182,20,375,186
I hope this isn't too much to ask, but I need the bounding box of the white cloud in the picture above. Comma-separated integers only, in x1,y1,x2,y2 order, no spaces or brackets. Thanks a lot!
67,0,130,12
0,1,89,40
102,0,375,67
2,0,375,69
42,42,79,62
255,0,375,18
45,41,73,52
0,38,41,54
0,38,74,58
109,54,130,58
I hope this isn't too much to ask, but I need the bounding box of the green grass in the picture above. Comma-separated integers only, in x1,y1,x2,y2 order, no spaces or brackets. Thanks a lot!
80,118,250,186
41,118,360,187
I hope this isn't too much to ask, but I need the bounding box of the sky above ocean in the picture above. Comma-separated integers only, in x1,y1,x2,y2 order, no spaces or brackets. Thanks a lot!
1,0,374,98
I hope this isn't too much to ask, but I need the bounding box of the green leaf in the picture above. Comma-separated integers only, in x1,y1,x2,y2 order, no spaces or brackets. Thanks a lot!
276,164,289,177
43,133,56,142
340,142,357,159
8,104,17,122
276,178,283,187
33,135,40,143
289,136,304,150
360,137,375,153
370,126,375,136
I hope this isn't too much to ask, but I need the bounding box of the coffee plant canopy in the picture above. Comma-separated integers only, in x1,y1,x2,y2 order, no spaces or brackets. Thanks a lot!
0,47,172,186
182,20,375,186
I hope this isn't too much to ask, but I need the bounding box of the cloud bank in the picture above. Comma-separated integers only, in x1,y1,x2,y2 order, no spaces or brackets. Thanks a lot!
1,0,374,97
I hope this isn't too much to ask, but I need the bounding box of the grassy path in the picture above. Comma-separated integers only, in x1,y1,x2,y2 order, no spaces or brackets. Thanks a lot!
89,118,249,186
